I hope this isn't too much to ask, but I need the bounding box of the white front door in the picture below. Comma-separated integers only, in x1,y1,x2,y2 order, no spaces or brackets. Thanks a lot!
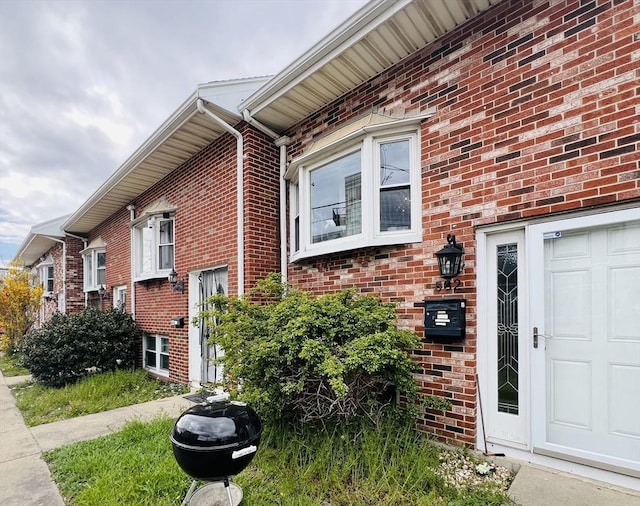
188,266,228,387
529,209,640,475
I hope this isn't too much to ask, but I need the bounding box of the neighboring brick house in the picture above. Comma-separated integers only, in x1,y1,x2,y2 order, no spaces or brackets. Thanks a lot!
14,215,85,325
19,0,639,487
62,77,280,386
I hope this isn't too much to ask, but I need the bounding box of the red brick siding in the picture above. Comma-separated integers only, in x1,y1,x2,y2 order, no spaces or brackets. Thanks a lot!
285,0,639,446
63,237,85,313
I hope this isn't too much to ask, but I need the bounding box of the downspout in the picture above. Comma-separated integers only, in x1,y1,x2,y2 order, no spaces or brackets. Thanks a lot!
42,236,67,312
197,99,246,295
65,232,88,309
126,204,136,318
241,110,290,283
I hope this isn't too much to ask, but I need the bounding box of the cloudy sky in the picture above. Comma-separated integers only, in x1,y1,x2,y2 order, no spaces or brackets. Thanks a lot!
0,0,368,263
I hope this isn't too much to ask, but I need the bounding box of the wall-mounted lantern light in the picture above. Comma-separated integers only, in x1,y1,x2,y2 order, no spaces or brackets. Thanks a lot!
44,291,57,302
168,269,185,294
98,285,107,299
435,234,464,292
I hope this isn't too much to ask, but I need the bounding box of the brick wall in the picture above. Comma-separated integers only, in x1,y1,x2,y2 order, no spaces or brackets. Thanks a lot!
87,124,280,383
63,236,85,313
285,0,639,446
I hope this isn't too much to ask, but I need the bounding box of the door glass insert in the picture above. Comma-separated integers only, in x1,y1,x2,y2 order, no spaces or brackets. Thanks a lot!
497,243,519,414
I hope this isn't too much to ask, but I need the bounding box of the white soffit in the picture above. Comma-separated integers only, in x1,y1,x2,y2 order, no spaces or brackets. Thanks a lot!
243,0,503,132
64,78,269,234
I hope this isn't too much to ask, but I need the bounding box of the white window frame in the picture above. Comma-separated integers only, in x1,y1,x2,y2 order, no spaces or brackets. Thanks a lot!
39,263,54,294
113,285,127,311
83,249,106,292
289,125,422,261
133,214,175,281
143,333,169,377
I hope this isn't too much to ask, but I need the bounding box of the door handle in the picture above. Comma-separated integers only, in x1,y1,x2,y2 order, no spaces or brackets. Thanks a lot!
533,327,552,348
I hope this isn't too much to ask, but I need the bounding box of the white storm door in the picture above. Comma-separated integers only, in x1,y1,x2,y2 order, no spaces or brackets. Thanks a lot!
530,209,640,475
482,229,529,449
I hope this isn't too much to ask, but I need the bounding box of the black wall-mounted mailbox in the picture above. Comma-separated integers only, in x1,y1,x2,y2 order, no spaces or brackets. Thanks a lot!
414,298,466,340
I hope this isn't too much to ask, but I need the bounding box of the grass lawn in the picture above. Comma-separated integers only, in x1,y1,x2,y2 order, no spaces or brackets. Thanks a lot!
10,369,188,426
45,415,513,506
0,352,30,376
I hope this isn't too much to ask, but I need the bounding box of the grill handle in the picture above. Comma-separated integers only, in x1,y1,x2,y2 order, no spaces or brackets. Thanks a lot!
232,445,257,460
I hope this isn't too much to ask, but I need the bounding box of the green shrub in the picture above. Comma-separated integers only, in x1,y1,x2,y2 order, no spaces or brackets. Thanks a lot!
197,274,420,426
22,308,142,387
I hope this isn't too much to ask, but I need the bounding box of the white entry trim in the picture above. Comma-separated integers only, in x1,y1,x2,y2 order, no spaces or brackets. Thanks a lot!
477,206,640,487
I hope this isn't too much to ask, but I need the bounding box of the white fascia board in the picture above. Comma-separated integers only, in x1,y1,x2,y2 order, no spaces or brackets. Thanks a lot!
241,0,411,119
63,89,242,232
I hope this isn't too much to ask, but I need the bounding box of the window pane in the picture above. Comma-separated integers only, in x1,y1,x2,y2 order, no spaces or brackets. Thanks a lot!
97,268,106,286
380,187,411,231
160,354,169,371
97,252,106,268
310,151,361,244
380,140,410,187
47,266,54,292
160,337,169,354
145,351,156,368
141,227,152,274
85,254,93,286
497,243,519,415
159,220,173,245
145,334,156,351
159,245,174,270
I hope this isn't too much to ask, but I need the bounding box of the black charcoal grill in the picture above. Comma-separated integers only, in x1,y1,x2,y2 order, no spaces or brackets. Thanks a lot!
170,394,262,505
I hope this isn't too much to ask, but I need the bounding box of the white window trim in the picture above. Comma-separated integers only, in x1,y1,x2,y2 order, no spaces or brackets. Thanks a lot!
132,213,175,282
82,249,106,292
113,285,127,311
288,123,423,261
143,334,169,377
37,261,55,297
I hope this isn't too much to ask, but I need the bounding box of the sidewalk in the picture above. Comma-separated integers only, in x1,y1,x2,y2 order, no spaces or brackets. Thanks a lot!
0,371,195,506
1,370,639,505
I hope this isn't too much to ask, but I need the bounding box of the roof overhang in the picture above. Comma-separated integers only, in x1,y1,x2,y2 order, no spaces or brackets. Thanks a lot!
15,215,70,267
242,0,503,132
63,77,270,234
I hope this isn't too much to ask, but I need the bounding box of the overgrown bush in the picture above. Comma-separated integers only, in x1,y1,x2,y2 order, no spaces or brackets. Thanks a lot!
197,274,420,426
22,308,142,387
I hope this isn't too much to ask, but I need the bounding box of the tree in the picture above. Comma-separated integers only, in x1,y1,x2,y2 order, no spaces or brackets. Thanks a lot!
0,259,43,354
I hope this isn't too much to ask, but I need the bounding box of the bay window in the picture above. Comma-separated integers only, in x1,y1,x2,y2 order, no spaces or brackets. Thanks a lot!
133,214,175,280
289,126,421,260
83,249,106,292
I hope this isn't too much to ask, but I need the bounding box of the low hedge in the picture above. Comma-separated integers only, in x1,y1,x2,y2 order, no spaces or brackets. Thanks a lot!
22,308,142,387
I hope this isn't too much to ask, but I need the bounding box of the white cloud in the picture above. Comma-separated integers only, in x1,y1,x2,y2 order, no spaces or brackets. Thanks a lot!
0,0,368,260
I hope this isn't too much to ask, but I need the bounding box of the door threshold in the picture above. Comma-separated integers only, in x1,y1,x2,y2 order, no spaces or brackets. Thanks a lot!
533,447,640,479
482,444,640,491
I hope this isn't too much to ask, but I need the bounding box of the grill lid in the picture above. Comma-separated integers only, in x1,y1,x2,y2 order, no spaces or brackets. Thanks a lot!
171,399,262,449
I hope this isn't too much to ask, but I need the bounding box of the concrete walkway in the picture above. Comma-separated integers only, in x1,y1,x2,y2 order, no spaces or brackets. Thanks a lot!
0,371,195,506
1,370,639,505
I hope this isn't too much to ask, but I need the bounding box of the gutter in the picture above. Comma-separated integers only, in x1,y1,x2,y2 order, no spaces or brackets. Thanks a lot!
126,205,136,317
242,110,290,283
197,99,246,295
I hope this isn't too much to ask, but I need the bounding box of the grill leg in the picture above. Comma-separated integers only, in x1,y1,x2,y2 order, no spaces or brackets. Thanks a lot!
223,478,234,506
181,479,199,506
